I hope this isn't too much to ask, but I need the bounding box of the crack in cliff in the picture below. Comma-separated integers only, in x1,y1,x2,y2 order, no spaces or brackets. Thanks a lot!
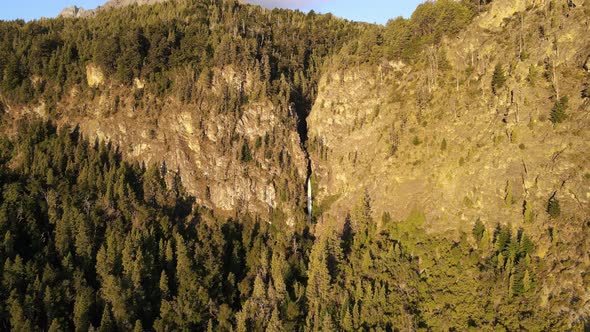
295,105,311,176
293,97,313,219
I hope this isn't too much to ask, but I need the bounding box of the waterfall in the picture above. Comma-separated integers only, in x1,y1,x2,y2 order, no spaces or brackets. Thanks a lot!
307,177,312,222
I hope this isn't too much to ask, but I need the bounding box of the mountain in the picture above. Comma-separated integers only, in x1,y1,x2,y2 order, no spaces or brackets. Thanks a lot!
59,0,172,18
58,0,248,18
58,6,89,18
0,0,589,330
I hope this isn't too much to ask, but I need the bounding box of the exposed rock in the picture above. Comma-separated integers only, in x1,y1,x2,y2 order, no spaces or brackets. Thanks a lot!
309,0,590,235
477,0,545,29
584,56,590,72
58,5,87,18
58,0,171,18
133,78,145,89
86,64,105,87
33,66,308,221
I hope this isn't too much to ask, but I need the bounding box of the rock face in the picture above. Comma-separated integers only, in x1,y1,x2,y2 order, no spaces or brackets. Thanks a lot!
308,0,590,234
85,64,105,87
58,6,87,18
476,0,545,29
51,65,307,224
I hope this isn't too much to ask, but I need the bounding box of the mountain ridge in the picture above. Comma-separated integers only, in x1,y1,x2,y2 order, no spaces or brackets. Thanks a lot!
58,0,246,18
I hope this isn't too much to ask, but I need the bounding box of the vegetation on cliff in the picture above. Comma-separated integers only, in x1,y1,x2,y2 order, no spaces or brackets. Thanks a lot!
0,121,579,331
0,0,589,330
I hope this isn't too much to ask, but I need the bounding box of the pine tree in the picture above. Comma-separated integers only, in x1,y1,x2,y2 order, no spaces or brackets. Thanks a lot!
504,180,513,207
523,270,531,292
270,251,287,302
547,194,561,218
2,55,23,91
133,320,144,332
241,141,253,162
306,238,331,329
341,307,353,331
472,219,485,242
265,307,283,332
159,270,170,299
492,63,506,95
73,287,93,332
321,313,336,331
98,305,114,332
48,319,63,332
550,96,568,124
523,200,534,223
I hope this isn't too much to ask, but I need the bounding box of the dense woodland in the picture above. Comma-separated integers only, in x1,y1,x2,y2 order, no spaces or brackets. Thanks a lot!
0,0,485,106
0,120,573,331
0,0,588,330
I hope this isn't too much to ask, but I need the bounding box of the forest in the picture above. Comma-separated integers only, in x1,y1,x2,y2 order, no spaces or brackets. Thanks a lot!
0,120,568,331
1,0,589,330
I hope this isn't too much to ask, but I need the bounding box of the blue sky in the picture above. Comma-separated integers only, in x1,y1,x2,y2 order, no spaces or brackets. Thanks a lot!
0,0,424,24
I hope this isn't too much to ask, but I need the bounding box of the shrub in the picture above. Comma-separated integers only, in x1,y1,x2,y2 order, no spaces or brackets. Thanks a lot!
472,218,485,241
550,96,568,124
547,194,561,218
491,63,506,95
412,136,422,145
382,211,392,224
526,64,538,86
241,142,253,162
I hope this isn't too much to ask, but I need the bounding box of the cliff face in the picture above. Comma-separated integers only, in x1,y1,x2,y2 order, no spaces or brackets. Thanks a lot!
305,1,590,319
308,1,590,232
4,0,361,224
7,66,308,223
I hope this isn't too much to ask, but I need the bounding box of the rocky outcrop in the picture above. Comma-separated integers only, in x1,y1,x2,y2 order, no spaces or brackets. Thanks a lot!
86,64,105,87
476,0,550,29
308,0,590,234
43,66,307,224
58,0,172,18
58,6,87,18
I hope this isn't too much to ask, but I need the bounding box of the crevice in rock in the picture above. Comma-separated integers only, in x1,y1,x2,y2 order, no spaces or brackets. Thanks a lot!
292,92,313,220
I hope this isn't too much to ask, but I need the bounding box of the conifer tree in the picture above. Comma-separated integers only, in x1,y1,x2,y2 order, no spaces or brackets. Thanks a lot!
492,63,506,95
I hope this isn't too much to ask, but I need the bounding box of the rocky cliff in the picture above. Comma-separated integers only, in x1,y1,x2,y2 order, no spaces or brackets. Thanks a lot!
309,0,590,232
2,0,590,328
4,65,308,224
307,0,590,319
4,0,355,224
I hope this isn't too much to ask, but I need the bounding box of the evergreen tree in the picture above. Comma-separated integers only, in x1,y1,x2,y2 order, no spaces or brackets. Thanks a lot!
492,63,506,95
550,96,568,124
547,194,561,218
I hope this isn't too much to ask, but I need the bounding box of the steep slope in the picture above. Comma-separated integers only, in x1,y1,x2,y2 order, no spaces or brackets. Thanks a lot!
308,0,590,325
310,0,590,232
